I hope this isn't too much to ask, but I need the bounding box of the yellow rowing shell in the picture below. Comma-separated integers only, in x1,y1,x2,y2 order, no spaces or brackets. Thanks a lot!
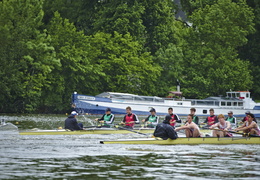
19,128,156,135
100,137,260,145
19,128,212,135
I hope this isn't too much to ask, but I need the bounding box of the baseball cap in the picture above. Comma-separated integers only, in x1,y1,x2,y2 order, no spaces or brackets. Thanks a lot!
106,108,111,112
149,108,156,112
228,111,233,114
245,111,250,114
71,111,78,115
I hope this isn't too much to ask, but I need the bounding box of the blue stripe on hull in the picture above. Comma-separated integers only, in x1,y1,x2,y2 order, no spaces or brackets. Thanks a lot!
254,106,260,110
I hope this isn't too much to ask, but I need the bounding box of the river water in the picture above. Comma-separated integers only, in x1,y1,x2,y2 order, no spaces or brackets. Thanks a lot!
0,114,260,179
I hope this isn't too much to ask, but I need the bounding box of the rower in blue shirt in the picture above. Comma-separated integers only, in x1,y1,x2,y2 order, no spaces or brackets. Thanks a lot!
153,115,178,140
65,111,83,131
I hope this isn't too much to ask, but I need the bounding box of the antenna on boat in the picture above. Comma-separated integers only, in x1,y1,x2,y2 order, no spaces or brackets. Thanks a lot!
177,79,180,92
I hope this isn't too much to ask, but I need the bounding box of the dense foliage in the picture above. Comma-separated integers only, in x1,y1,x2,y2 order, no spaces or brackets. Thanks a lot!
0,0,259,113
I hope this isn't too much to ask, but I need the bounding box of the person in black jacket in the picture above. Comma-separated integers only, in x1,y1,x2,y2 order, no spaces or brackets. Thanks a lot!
153,115,178,140
65,111,83,131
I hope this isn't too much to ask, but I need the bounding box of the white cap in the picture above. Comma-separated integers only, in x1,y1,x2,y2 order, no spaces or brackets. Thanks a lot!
71,111,78,115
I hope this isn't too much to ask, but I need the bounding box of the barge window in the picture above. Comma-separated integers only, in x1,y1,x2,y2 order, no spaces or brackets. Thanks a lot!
221,102,226,106
238,102,243,106
227,102,231,106
233,102,237,106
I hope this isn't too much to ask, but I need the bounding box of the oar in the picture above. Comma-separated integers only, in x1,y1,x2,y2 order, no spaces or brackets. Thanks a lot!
114,125,164,140
212,128,260,137
115,125,151,137
200,124,211,129
212,128,242,134
228,130,260,137
83,125,102,128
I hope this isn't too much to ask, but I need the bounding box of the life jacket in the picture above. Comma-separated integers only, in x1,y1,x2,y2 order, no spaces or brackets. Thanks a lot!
226,117,234,123
192,115,197,123
148,115,157,123
125,113,135,127
207,115,216,126
169,114,177,127
103,114,112,122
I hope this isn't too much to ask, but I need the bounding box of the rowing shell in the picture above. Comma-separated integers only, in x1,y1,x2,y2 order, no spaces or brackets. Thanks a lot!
100,137,260,145
19,128,212,135
19,128,156,135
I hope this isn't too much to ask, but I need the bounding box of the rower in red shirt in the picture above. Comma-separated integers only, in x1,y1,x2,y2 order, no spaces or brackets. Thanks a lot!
203,108,218,127
241,111,257,124
166,107,181,128
121,106,139,129
242,111,250,123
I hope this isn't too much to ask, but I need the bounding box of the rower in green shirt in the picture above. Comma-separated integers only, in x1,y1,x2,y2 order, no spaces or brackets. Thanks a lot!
95,108,115,127
190,108,199,125
225,111,237,128
142,108,159,128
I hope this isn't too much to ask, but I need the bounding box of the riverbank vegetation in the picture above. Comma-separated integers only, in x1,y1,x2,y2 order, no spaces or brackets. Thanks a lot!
0,0,259,113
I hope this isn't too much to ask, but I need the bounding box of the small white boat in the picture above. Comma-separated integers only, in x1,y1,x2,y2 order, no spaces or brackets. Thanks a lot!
0,119,18,131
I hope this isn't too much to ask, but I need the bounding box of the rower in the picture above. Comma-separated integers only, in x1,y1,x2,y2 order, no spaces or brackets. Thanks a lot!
175,114,201,137
202,108,218,128
226,111,237,128
190,108,199,125
241,111,257,123
209,114,232,137
234,113,260,136
241,111,250,123
166,107,181,128
95,108,115,128
120,106,139,129
141,108,159,128
153,115,178,140
64,111,83,131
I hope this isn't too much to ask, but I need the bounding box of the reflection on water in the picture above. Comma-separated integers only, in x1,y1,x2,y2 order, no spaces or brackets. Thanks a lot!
0,114,260,179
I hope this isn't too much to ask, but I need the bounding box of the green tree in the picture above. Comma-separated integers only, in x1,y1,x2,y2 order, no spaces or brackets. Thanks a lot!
153,43,184,96
180,0,217,16
181,0,254,98
86,31,161,95
43,0,99,35
93,0,146,43
141,0,179,54
239,0,260,99
42,12,102,112
0,0,59,112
